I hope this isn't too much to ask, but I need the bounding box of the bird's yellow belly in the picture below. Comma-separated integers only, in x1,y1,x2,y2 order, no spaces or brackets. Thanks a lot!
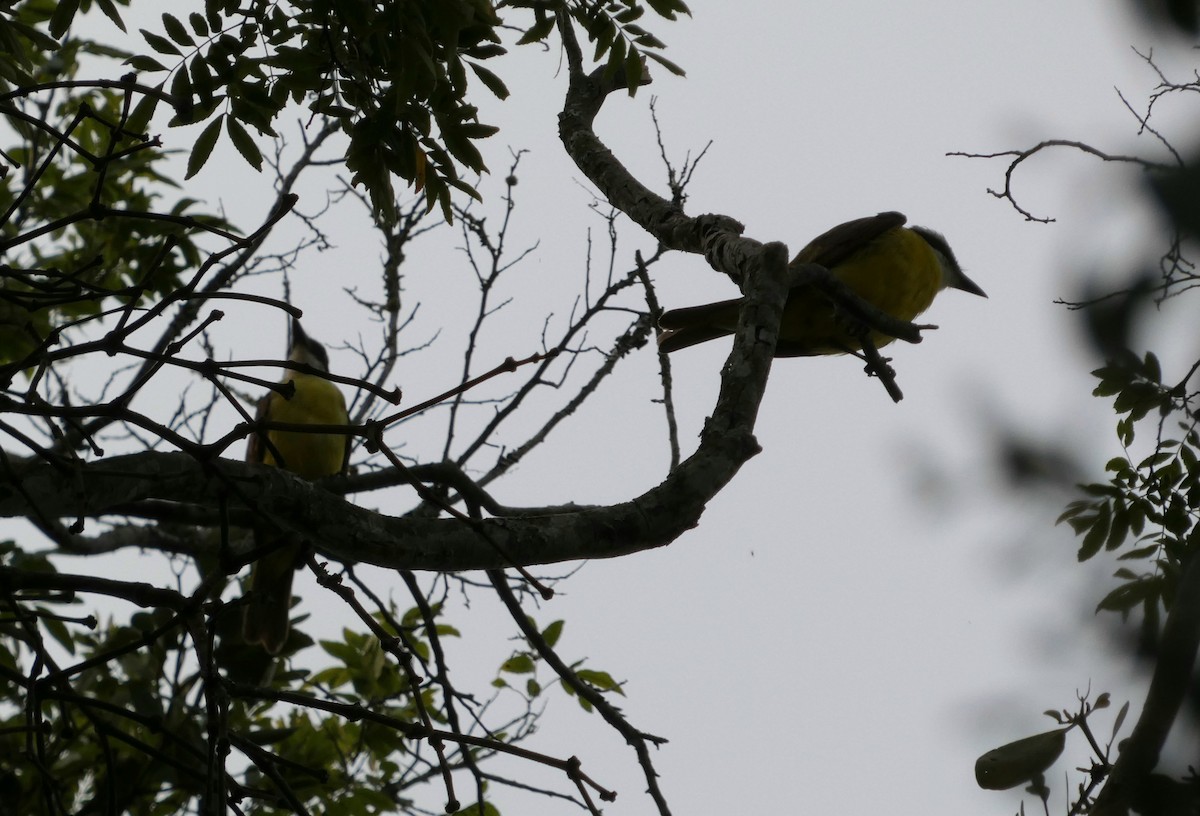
263,374,347,479
778,228,941,355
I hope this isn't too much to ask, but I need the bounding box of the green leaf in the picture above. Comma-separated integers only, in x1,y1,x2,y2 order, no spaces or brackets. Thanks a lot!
541,619,564,648
1142,351,1161,383
125,55,168,73
634,32,667,49
309,666,352,687
458,122,499,139
49,0,80,39
42,611,76,654
646,0,691,19
162,14,195,47
469,62,510,99
189,12,210,37
140,28,182,57
1182,443,1198,473
516,16,555,45
190,54,214,105
1097,578,1157,615
1129,499,1148,535
576,668,624,695
1165,494,1189,535
1105,503,1129,551
1055,500,1091,525
617,7,645,23
624,47,644,96
591,18,616,62
605,34,627,82
1118,545,1159,561
1112,700,1130,739
500,653,535,674
228,79,280,135
1114,382,1162,420
1137,450,1174,470
1077,503,1110,561
7,18,58,53
226,116,262,170
1104,456,1130,473
1118,415,1135,447
205,0,223,31
170,64,194,123
94,0,127,32
975,728,1067,790
185,114,223,179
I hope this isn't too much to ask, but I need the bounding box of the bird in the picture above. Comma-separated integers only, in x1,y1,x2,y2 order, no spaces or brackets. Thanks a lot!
657,211,986,357
241,318,349,655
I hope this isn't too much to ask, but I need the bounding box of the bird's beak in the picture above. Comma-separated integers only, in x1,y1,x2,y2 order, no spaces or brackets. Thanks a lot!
955,272,988,298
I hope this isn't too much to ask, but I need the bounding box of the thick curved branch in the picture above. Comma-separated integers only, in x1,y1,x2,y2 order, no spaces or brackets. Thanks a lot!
0,239,793,571
556,16,752,283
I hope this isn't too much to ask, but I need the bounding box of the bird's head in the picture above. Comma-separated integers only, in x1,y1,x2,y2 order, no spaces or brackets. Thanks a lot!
288,318,331,372
911,225,987,298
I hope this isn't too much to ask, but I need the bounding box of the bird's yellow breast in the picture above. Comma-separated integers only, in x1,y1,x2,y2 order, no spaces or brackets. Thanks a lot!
833,226,942,321
778,227,942,354
262,373,347,479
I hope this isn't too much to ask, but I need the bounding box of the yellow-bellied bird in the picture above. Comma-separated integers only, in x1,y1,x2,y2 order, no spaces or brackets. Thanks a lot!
242,319,348,654
657,211,986,357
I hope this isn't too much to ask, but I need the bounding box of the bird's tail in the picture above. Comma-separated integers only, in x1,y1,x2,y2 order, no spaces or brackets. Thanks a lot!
657,298,742,353
242,534,301,655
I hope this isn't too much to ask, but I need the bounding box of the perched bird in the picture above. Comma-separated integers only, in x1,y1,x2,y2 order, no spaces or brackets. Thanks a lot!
241,318,349,655
657,211,986,357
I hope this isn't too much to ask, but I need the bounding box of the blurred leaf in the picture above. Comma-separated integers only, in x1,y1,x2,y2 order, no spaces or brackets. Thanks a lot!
1112,700,1130,739
516,16,554,45
48,0,80,39
576,668,624,695
975,728,1068,791
1097,578,1158,616
500,653,535,674
541,619,564,648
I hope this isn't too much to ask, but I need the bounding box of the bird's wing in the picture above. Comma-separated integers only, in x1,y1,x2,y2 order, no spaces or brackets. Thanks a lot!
792,211,907,269
338,393,352,476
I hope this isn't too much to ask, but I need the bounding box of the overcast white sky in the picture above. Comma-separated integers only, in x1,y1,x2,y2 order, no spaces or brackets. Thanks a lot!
57,1,1200,814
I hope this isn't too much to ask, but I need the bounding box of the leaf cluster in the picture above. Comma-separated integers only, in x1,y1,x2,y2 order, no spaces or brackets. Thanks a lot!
1058,352,1200,618
0,547,511,815
509,0,688,92
34,0,689,222
0,6,231,363
493,617,624,713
